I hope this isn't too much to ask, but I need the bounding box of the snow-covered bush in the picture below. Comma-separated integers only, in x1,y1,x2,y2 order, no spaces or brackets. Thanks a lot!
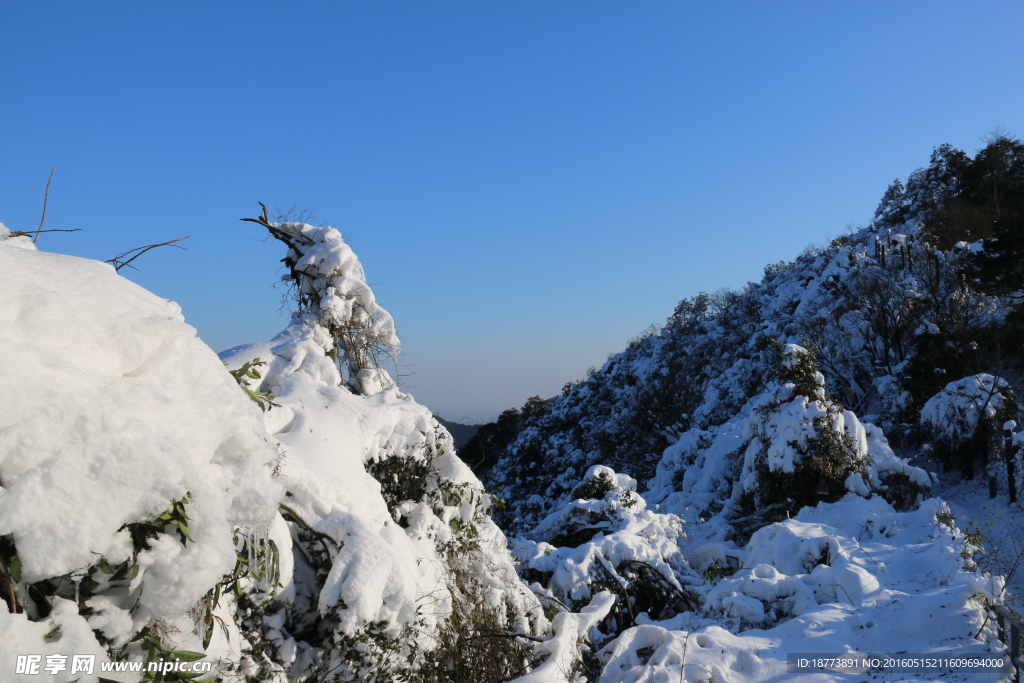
921,374,1018,477
513,467,701,640
734,343,873,523
0,224,284,678
243,204,400,395
647,344,931,543
216,221,548,681
595,496,1004,683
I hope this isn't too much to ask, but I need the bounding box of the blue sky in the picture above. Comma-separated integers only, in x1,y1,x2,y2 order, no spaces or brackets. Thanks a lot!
3,2,1023,421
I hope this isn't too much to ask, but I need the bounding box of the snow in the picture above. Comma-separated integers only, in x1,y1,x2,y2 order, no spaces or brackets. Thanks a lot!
509,592,615,683
220,320,536,641
0,240,282,594
922,375,1012,441
0,234,284,677
0,224,544,681
4,193,1023,682
595,496,1008,682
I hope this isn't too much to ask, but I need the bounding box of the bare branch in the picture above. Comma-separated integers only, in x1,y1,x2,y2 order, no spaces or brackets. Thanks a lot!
106,236,190,272
464,631,548,643
239,201,273,229
33,166,56,244
240,201,315,247
8,229,81,238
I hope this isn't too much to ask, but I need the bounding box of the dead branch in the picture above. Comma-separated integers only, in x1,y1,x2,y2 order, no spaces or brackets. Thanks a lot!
464,631,547,643
240,201,314,247
33,165,56,244
106,236,189,272
8,229,81,238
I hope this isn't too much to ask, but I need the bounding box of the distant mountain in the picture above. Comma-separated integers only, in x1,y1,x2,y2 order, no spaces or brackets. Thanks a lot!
434,415,481,450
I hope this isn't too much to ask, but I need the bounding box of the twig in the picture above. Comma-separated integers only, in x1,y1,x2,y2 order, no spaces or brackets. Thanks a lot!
528,584,571,613
465,631,548,643
240,201,314,248
106,236,189,272
278,503,337,558
33,165,56,244
678,626,692,683
976,545,1024,639
8,229,81,238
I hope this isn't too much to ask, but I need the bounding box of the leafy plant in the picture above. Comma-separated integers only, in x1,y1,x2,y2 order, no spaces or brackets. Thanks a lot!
227,358,279,412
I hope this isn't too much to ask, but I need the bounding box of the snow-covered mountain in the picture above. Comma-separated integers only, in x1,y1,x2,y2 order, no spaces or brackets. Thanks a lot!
481,136,1024,540
2,134,1023,682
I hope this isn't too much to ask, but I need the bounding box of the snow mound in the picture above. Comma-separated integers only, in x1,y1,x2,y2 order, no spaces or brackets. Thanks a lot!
596,496,1005,683
0,232,282,674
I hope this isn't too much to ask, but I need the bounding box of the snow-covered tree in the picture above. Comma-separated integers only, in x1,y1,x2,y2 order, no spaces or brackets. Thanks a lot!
243,203,400,395
733,344,873,523
921,374,1018,477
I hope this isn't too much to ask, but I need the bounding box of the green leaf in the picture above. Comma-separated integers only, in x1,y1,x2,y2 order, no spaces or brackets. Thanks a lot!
176,520,195,543
169,649,207,662
202,619,213,649
99,559,113,574
44,625,61,639
9,556,22,582
130,564,140,580
111,562,130,582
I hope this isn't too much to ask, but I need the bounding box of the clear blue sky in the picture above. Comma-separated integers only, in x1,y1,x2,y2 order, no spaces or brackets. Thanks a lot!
3,2,1023,421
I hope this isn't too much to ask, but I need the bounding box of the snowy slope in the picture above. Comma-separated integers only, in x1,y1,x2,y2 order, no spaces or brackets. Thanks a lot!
0,223,545,682
478,169,1024,681
497,345,1013,683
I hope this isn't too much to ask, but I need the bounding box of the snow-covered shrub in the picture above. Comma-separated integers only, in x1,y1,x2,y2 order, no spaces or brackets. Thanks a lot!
0,227,284,677
217,229,548,680
647,344,931,544
594,496,1003,683
513,467,701,640
921,374,1018,477
732,343,873,526
243,204,400,395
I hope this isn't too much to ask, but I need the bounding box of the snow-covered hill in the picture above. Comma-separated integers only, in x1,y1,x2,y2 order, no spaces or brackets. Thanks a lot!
3,134,1023,683
0,222,544,682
